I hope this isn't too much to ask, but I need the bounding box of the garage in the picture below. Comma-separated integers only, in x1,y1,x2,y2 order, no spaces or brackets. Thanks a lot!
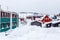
46,23,52,28
31,21,42,27
52,22,60,27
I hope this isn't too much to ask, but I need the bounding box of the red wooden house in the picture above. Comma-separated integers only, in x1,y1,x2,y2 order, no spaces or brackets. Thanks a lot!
41,15,52,24
20,18,24,21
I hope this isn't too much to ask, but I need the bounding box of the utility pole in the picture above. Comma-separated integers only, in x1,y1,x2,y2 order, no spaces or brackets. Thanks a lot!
5,6,9,36
7,6,8,11
7,6,12,30
7,6,12,31
10,12,12,31
0,5,1,10
5,6,12,36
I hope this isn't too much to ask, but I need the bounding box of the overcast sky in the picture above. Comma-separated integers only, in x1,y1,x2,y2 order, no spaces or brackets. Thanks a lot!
0,0,60,15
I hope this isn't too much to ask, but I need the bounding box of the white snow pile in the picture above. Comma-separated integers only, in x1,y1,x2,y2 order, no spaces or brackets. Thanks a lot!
0,24,60,40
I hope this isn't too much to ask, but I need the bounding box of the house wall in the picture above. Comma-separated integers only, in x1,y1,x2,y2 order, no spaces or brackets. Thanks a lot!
0,11,1,28
41,15,52,24
0,10,19,32
52,22,60,27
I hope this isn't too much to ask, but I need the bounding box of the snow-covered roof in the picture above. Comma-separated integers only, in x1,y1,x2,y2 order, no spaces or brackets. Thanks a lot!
0,9,18,14
39,15,51,20
36,15,44,21
1,9,11,13
52,20,60,24
57,17,60,19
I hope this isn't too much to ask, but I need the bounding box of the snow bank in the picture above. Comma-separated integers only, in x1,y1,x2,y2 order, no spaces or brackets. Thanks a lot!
0,24,60,40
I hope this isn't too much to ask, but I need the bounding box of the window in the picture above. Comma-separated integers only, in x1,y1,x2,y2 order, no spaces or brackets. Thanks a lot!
6,23,10,28
20,18,24,21
2,23,4,28
5,12,7,17
6,13,10,18
14,14,17,18
26,16,32,19
45,18,48,20
2,12,3,17
12,22,16,26
1,11,2,17
6,13,7,17
12,14,15,18
0,11,1,17
3,12,5,17
6,13,9,18
0,12,2,17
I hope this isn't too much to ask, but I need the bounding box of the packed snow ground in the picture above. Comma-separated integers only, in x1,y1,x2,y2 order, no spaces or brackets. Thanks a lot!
0,23,60,40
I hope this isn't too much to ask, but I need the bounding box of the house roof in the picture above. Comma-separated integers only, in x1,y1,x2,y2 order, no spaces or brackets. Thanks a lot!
39,15,51,20
52,20,60,24
0,9,18,14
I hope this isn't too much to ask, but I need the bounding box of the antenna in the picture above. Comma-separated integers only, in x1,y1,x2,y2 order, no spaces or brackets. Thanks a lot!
0,5,1,29
7,6,8,11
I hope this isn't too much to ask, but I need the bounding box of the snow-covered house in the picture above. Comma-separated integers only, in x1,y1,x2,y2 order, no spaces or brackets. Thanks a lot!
31,15,60,28
56,13,60,20
42,15,60,27
52,20,60,27
31,15,52,27
39,15,52,27
41,15,52,24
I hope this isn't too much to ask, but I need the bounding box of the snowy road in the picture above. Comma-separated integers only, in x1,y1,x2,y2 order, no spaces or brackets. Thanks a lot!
0,24,60,40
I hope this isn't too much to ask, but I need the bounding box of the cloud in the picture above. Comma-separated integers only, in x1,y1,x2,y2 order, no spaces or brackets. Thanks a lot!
0,0,60,14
